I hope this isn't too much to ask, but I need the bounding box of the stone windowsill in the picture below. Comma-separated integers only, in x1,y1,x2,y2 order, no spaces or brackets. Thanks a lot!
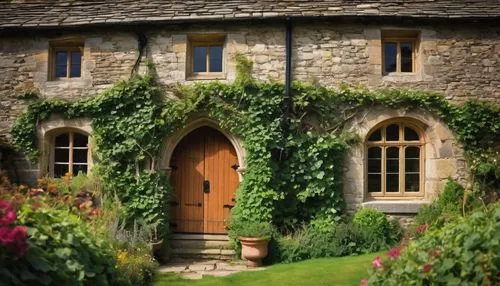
45,78,89,88
186,72,226,81
361,200,430,214
382,72,423,83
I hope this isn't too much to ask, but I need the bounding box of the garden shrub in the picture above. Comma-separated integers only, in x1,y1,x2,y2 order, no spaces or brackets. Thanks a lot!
275,211,401,263
413,179,480,228
332,221,387,256
0,201,115,286
114,247,158,286
366,203,500,286
353,208,402,245
1,174,159,286
230,220,275,239
276,223,337,263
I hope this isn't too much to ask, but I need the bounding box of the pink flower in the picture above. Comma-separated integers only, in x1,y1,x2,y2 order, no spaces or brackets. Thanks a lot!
0,200,11,210
372,256,382,269
0,200,16,226
0,226,13,244
387,247,401,259
11,226,28,256
360,279,368,286
422,264,432,273
0,225,28,256
0,209,17,225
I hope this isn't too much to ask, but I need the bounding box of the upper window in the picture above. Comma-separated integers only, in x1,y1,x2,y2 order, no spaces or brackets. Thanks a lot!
50,41,83,80
366,122,424,197
381,30,419,74
53,132,89,177
187,34,225,79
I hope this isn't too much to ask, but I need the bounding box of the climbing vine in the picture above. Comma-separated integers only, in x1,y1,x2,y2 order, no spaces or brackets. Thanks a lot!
10,56,500,238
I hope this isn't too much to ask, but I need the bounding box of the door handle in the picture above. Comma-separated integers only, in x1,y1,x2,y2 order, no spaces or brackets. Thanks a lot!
231,164,239,170
223,204,234,209
203,180,210,193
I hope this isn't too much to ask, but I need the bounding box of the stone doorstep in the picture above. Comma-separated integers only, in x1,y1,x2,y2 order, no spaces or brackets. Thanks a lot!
171,253,235,261
171,233,230,241
170,239,232,249
171,248,236,255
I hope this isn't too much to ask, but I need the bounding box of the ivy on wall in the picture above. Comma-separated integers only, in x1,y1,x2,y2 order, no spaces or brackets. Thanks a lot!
10,57,500,237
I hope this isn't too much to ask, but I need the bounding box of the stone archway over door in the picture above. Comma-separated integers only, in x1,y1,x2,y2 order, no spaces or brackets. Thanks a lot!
170,126,239,234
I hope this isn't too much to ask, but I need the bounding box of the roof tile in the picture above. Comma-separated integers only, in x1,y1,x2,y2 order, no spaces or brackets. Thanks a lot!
0,0,498,30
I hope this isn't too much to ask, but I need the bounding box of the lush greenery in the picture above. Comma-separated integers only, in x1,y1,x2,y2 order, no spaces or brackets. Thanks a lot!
10,56,500,241
366,203,500,285
3,203,115,285
115,248,158,286
155,251,383,286
273,210,402,263
353,208,403,246
413,179,482,230
0,173,158,286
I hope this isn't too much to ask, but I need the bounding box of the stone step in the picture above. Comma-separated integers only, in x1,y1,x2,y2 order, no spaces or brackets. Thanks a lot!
171,233,229,241
170,248,236,260
171,239,232,249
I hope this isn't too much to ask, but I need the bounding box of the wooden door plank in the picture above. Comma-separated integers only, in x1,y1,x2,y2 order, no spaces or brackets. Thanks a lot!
170,128,205,233
204,128,239,234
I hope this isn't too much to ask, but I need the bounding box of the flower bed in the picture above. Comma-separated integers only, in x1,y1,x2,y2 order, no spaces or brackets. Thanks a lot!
0,173,159,285
364,203,500,285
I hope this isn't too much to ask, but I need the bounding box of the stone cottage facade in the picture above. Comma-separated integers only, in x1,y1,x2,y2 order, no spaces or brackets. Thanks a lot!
0,1,499,226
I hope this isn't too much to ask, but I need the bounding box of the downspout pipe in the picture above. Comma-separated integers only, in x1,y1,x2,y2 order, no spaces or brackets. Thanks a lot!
282,17,293,140
285,17,292,116
279,17,292,161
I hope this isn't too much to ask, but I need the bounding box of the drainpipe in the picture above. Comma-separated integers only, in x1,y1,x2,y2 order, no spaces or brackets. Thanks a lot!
285,17,292,114
280,17,293,160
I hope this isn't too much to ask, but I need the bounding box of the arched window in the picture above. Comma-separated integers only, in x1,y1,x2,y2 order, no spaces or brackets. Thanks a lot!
52,131,89,177
366,122,424,197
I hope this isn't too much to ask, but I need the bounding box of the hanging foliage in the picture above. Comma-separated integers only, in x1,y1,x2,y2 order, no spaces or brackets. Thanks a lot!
10,56,500,238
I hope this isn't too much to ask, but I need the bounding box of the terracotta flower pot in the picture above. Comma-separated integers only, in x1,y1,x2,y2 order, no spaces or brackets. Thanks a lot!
239,236,269,267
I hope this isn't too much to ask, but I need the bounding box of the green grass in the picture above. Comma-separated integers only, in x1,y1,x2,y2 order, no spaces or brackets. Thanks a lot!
154,252,382,286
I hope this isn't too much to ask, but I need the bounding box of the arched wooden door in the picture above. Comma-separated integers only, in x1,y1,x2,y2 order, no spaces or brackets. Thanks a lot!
170,127,239,234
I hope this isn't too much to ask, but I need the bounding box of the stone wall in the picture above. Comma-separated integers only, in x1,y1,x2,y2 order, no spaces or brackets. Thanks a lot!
0,32,137,144
0,20,498,189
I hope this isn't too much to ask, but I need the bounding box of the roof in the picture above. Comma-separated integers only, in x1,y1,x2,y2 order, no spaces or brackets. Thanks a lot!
1,0,499,30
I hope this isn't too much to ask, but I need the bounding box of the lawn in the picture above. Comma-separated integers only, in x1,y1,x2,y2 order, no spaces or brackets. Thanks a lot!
154,252,382,286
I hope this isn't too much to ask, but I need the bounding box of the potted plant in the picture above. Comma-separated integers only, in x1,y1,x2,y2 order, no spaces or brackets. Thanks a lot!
232,220,274,267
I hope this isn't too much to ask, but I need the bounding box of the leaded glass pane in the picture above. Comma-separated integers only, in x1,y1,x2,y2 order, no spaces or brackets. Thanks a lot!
386,124,399,141
400,42,413,72
193,47,207,72
384,42,397,73
209,46,223,72
404,127,419,141
368,128,382,141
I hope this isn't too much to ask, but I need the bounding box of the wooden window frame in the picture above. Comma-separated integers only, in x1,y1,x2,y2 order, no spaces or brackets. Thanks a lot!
187,34,226,80
366,122,425,198
49,41,84,81
50,131,89,177
381,30,420,75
